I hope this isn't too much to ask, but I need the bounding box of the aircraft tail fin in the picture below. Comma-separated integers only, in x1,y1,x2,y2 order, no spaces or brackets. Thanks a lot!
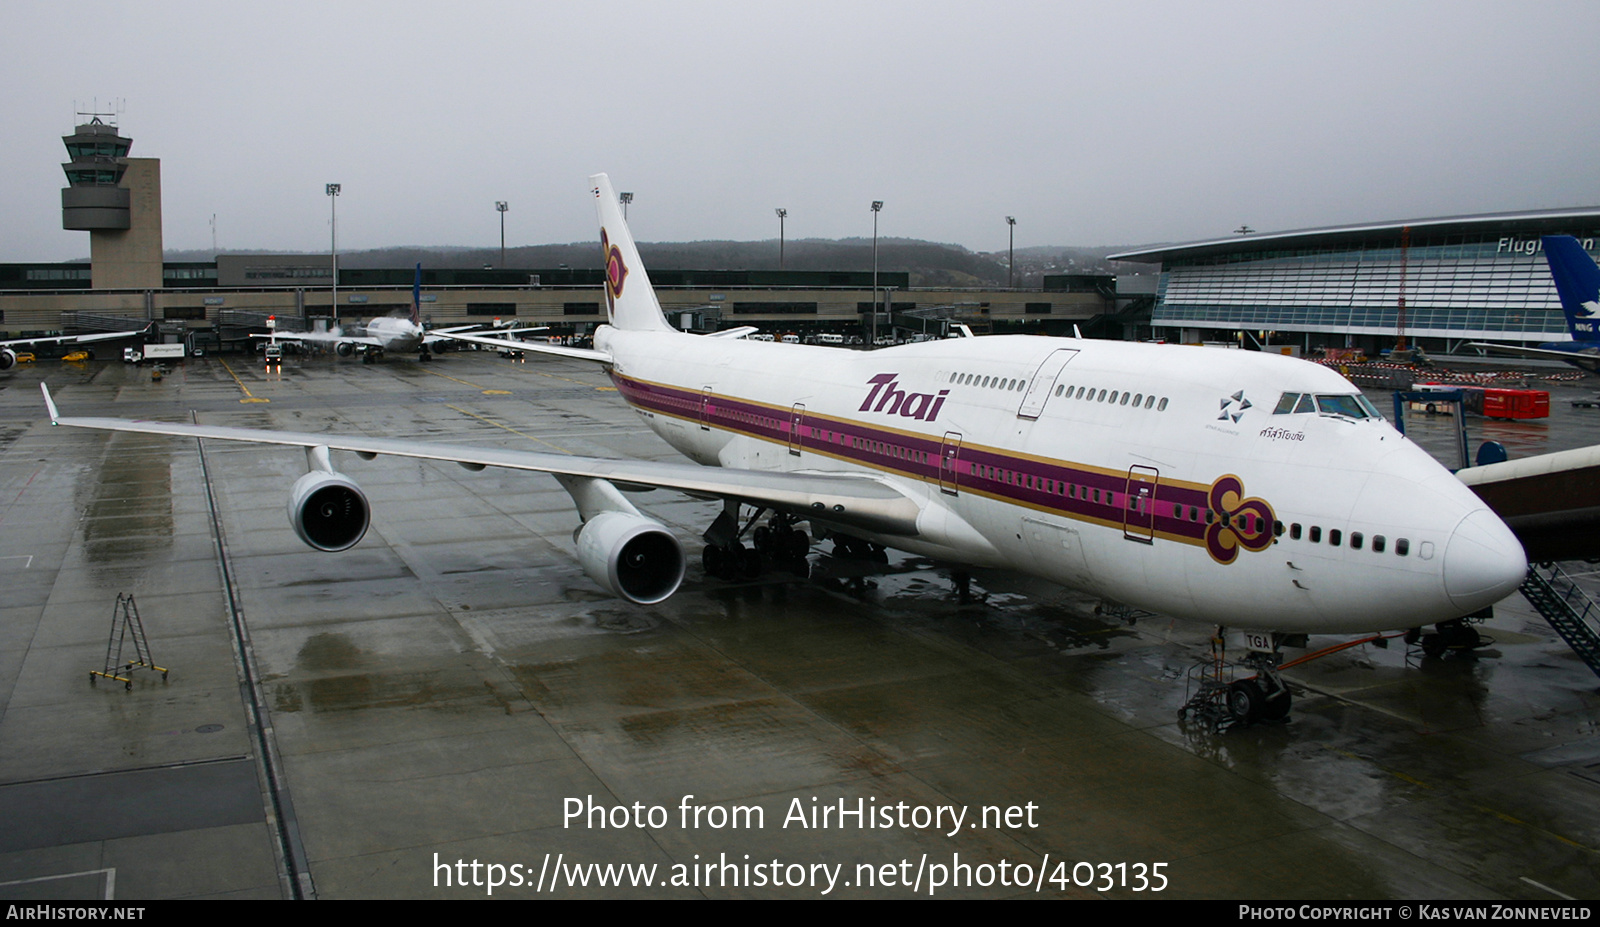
1543,236,1600,342
590,173,672,332
411,263,422,327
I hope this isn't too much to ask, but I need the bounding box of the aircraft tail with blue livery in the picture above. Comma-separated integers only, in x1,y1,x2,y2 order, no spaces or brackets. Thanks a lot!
1544,235,1600,344
1470,235,1600,372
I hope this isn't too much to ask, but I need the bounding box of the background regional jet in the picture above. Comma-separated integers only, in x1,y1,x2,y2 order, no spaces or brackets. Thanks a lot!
43,174,1532,724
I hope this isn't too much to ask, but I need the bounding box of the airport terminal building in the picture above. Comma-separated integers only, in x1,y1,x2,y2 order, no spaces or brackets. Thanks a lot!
0,119,1119,351
1109,208,1600,354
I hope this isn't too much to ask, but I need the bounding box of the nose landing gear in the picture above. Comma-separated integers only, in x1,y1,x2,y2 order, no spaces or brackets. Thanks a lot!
1180,628,1294,731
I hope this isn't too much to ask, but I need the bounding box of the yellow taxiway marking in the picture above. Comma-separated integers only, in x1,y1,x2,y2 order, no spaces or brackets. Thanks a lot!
417,367,512,396
445,404,571,454
504,365,611,390
219,359,270,403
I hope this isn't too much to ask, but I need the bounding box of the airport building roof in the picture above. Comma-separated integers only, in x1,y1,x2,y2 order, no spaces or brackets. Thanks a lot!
1108,207,1600,264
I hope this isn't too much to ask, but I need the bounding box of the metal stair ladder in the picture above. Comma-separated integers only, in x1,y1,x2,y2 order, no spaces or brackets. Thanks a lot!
1519,563,1600,678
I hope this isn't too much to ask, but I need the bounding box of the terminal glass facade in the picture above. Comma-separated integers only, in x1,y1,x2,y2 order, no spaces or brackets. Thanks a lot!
1146,222,1600,344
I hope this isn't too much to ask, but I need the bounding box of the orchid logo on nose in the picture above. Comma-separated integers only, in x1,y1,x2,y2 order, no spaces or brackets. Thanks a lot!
1205,474,1275,564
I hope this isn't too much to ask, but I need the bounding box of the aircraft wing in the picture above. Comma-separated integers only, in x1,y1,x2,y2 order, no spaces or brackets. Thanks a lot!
251,331,385,347
40,384,919,536
420,326,546,348
707,326,760,340
3,327,149,348
1466,341,1592,364
432,329,614,363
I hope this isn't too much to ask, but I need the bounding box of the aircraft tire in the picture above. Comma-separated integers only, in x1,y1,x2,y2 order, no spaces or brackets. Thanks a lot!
1227,679,1265,724
1451,624,1481,650
781,529,809,561
1260,686,1292,721
741,547,762,578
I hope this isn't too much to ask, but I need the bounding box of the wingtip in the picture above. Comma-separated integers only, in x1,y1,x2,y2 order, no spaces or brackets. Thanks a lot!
40,383,59,425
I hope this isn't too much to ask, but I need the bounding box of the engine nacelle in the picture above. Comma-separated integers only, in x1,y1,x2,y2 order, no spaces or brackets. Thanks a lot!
336,341,355,357
430,341,449,354
574,511,685,605
0,349,13,372
287,470,370,551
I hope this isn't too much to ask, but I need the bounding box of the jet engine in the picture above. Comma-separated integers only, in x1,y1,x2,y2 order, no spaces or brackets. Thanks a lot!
287,469,370,551
0,348,13,372
573,511,685,605
336,342,355,357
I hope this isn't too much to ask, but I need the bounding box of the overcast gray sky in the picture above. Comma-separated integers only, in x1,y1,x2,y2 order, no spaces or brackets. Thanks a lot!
5,0,1597,262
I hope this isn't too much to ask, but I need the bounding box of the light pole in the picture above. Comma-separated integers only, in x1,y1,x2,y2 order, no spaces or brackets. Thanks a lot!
871,200,882,346
496,201,508,268
775,208,787,270
326,183,341,323
619,191,633,220
1006,216,1016,288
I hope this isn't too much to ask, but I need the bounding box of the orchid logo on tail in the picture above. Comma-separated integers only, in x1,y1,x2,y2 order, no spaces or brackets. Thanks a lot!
601,229,629,317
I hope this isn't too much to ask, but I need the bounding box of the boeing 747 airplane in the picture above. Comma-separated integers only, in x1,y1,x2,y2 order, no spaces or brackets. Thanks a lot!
42,175,1530,722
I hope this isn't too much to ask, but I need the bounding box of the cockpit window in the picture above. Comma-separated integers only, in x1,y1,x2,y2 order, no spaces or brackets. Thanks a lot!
1273,392,1324,413
1315,393,1381,419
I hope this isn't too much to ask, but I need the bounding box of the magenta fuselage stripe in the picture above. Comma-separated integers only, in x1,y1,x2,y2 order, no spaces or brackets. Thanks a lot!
610,372,1219,544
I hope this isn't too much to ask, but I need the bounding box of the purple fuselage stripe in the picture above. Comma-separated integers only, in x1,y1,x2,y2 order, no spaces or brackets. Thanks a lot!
611,372,1217,544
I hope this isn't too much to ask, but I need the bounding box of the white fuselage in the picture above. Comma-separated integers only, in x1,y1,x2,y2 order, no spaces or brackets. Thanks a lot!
598,327,1527,634
359,316,425,353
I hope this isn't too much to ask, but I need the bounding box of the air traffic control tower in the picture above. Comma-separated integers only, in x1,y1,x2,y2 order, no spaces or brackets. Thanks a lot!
61,117,163,289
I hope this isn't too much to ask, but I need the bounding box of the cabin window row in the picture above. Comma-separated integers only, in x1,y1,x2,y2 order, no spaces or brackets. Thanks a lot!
949,371,1029,392
1284,521,1410,556
847,434,930,465
1054,384,1169,411
975,469,1157,511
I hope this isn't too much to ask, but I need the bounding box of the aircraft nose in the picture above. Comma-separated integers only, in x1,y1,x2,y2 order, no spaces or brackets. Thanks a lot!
1442,509,1527,612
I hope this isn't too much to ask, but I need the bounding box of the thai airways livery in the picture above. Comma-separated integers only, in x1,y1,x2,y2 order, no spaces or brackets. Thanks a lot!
42,175,1528,674
1470,235,1600,372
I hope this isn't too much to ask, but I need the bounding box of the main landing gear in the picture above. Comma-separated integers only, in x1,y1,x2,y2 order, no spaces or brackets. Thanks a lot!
700,503,811,582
